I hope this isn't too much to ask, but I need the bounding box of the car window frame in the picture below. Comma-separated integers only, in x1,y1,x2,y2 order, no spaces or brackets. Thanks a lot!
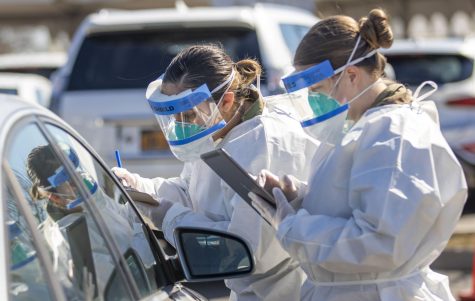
37,116,179,287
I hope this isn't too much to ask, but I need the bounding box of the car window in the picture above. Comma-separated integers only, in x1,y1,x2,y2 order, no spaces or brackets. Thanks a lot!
386,54,474,86
4,181,53,300
68,27,264,91
44,123,164,297
279,24,310,56
5,122,134,300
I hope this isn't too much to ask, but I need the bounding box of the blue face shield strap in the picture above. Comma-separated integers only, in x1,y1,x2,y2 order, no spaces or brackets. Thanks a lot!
301,103,349,128
148,84,212,116
47,148,80,187
282,60,335,93
168,120,226,146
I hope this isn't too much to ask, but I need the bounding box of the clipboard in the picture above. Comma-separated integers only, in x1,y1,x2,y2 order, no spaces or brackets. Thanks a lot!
200,148,276,211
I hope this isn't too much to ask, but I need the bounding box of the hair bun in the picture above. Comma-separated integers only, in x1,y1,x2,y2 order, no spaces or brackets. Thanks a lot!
358,8,393,49
235,59,262,86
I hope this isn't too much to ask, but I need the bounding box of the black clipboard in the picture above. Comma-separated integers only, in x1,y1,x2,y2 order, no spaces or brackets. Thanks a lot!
200,148,276,213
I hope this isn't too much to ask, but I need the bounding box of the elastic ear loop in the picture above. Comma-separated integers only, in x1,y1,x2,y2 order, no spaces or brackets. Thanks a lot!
329,35,362,97
205,69,236,128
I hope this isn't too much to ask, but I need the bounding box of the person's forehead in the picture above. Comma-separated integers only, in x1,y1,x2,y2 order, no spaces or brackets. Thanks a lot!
161,82,186,96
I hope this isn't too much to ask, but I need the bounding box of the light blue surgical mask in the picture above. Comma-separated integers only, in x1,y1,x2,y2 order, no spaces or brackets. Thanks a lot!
174,122,205,140
307,92,341,117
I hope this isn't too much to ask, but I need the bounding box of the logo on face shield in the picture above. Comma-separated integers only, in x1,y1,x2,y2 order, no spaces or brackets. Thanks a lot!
153,105,175,113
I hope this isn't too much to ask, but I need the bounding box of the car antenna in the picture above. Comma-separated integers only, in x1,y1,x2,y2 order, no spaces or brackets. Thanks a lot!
175,0,189,11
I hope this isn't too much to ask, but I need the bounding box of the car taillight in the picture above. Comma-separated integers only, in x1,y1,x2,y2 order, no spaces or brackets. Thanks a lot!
462,143,475,154
446,97,475,107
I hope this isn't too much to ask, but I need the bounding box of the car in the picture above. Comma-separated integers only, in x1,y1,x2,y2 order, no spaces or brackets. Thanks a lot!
0,94,255,300
382,38,475,211
49,3,318,178
0,52,67,80
0,72,52,107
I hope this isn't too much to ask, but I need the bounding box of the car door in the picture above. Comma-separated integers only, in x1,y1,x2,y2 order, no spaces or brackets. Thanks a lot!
2,115,199,300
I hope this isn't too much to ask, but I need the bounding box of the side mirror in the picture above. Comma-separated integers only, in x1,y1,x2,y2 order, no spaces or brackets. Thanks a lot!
174,227,254,281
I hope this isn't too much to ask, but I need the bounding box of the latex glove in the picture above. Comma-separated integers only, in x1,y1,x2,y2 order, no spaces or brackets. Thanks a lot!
249,187,296,229
111,167,140,190
257,169,305,205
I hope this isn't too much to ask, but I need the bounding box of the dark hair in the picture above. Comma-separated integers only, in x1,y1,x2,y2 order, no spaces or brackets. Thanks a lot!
294,8,393,77
27,144,62,199
163,44,262,105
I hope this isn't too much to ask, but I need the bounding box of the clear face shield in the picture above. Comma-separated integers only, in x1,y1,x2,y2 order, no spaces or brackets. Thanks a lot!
146,71,234,162
281,36,378,144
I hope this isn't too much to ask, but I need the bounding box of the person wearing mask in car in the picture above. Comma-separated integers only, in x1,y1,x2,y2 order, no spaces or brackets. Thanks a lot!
112,44,318,300
249,9,468,301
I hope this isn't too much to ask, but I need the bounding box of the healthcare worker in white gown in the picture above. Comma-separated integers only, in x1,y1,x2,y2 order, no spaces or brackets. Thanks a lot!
251,9,468,301
113,44,318,300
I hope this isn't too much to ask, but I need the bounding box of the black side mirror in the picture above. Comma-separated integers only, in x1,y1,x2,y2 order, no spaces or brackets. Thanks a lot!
174,227,254,281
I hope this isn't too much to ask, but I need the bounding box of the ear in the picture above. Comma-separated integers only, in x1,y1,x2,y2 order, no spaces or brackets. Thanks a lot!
220,92,235,113
345,66,359,85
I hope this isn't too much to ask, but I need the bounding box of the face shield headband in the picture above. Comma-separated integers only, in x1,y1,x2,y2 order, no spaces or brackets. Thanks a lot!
282,36,376,94
147,70,236,146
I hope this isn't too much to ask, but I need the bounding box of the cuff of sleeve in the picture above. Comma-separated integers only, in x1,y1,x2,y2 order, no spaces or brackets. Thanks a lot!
162,203,191,246
296,182,308,202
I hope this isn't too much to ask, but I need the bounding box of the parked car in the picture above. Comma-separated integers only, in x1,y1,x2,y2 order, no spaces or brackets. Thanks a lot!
49,3,318,178
1,94,254,300
382,38,475,211
0,52,67,79
0,72,52,107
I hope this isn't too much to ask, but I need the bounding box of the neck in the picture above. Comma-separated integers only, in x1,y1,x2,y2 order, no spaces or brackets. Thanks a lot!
348,78,387,121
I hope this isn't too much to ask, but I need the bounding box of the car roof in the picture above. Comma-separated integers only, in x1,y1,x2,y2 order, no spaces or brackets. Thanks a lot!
382,38,475,57
85,3,316,32
0,95,51,126
0,52,66,70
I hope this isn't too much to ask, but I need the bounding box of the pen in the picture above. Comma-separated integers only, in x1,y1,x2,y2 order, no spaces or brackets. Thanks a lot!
115,149,122,168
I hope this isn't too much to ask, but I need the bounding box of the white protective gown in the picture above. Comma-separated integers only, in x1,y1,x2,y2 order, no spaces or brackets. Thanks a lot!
137,109,318,300
276,100,467,301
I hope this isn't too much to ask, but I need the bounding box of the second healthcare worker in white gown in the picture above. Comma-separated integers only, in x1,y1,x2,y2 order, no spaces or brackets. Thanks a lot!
251,9,468,301
113,45,318,300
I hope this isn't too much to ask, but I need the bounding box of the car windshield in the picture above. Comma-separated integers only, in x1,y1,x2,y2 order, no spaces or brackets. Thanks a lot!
67,27,263,91
386,54,474,86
